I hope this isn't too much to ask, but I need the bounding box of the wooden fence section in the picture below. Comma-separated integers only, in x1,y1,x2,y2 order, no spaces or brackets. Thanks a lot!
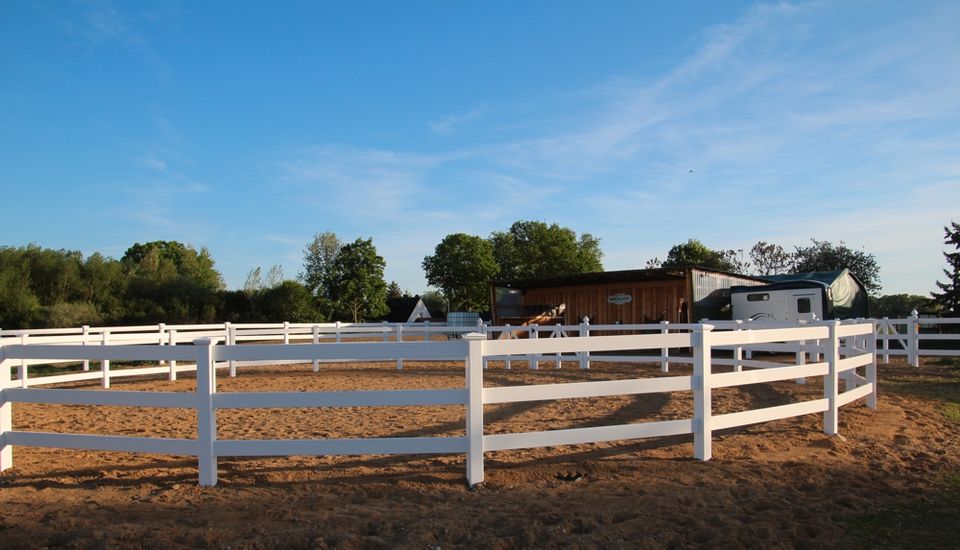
0,321,879,487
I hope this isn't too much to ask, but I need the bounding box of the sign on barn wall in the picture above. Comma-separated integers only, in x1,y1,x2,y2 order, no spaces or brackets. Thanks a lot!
607,293,632,305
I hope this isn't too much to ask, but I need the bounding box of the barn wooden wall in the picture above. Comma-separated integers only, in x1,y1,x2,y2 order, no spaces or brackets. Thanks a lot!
522,279,689,325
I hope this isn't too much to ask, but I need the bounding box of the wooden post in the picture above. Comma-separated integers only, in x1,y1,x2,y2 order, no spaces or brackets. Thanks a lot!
282,321,290,345
660,321,670,373
823,321,840,436
693,324,714,460
1,351,12,471
335,321,342,343
464,333,486,487
312,325,321,372
579,317,590,370
195,337,218,486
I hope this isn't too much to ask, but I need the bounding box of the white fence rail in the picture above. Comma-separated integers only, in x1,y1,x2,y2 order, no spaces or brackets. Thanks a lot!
0,320,881,487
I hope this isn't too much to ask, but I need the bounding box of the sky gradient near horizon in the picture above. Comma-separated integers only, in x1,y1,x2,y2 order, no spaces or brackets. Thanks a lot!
2,1,958,296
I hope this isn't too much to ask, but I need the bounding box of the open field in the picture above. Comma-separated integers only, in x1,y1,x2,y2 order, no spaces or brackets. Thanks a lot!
2,358,958,549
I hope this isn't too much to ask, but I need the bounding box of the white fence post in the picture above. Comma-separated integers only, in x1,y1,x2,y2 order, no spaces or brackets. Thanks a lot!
226,322,236,378
881,317,890,363
660,321,670,372
795,320,807,385
283,321,290,345
82,325,90,371
908,311,920,367
529,324,539,370
579,317,590,370
168,329,178,381
464,332,486,487
744,319,753,360
824,321,840,436
867,321,878,410
554,323,563,369
396,324,404,370
1,351,12,471
733,320,742,372
478,319,489,370
693,324,714,460
19,334,28,388
312,325,321,372
158,323,166,366
101,331,111,389
335,321,342,343
504,324,512,370
195,337,218,487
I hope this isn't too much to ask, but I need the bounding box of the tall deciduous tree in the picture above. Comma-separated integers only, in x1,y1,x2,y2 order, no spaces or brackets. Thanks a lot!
490,220,602,280
423,233,499,312
660,239,742,272
931,221,960,316
300,232,342,297
749,241,791,276
325,238,389,322
121,241,225,323
792,239,881,294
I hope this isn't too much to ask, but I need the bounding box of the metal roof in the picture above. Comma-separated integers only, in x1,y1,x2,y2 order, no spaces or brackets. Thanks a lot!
492,266,765,290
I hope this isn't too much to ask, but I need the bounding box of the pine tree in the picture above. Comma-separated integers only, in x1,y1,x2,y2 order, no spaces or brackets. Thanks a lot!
931,221,960,316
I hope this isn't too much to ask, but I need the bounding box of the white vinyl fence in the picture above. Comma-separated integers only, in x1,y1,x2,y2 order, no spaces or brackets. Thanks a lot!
0,320,879,486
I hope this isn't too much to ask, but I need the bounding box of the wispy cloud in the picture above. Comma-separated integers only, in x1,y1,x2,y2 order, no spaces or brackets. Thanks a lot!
429,106,487,135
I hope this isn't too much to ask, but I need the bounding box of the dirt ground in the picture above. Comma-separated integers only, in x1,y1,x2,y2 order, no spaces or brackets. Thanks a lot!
1,357,958,549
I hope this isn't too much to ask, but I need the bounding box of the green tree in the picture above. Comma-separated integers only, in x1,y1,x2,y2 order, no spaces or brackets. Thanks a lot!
386,281,407,299
0,247,42,328
870,294,935,318
300,232,342,296
661,239,741,272
256,280,322,322
931,221,960,316
420,290,447,318
490,220,602,279
121,241,225,323
749,241,791,276
792,239,881,295
326,238,389,322
423,233,499,312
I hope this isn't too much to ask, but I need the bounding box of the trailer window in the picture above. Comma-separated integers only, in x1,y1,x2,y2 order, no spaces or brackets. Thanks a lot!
797,297,811,313
746,293,769,302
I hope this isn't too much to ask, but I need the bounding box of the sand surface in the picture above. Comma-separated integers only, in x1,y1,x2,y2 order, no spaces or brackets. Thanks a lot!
1,358,958,548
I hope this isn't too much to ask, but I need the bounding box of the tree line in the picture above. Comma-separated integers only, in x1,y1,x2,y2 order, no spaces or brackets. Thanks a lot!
2,220,957,329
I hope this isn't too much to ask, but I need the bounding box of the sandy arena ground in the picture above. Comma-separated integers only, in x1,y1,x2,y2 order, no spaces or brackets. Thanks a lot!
1,357,958,549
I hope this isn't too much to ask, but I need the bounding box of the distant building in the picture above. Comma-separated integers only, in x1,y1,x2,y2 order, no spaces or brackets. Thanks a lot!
490,267,766,326
382,296,432,323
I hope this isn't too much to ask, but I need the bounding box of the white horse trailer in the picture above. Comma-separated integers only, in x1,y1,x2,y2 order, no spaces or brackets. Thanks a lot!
731,283,826,322
731,269,869,322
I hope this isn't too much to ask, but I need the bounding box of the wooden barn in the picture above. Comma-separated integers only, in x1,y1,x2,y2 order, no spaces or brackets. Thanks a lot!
490,267,766,326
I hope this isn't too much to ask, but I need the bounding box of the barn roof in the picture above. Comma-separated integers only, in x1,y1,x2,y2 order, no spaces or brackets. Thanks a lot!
763,269,863,287
492,266,763,290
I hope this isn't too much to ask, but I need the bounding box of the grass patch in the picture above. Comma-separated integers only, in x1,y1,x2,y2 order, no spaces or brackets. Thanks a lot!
847,360,960,548
846,474,960,549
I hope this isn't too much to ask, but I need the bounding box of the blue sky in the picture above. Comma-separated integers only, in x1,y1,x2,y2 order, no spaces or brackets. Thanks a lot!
2,1,958,296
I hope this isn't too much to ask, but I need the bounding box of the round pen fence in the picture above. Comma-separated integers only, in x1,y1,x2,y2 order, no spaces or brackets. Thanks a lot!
0,319,886,486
